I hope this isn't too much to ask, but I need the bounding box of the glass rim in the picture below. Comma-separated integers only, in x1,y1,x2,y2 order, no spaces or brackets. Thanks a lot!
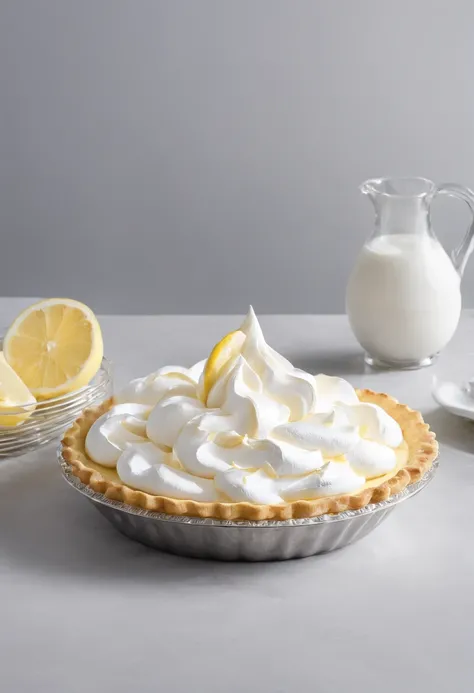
361,176,436,199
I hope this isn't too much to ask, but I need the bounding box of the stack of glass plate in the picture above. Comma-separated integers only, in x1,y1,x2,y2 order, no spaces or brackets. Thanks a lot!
0,357,112,458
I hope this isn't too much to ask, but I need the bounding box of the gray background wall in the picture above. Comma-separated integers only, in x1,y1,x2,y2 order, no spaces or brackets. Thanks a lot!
1,0,474,314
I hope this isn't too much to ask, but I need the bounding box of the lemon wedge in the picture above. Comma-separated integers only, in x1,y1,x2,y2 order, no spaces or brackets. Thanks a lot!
0,352,36,426
202,330,246,402
3,298,104,400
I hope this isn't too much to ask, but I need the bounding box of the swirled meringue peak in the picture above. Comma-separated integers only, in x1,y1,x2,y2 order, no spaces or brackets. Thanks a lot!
86,308,405,505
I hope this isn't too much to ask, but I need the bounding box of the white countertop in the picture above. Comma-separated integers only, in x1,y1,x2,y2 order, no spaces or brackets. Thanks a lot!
1,300,473,692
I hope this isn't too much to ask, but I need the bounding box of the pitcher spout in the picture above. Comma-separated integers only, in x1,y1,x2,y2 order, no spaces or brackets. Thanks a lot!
360,177,433,238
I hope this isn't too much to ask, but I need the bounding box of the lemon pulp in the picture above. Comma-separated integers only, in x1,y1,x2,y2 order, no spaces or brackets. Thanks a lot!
3,298,103,400
0,352,36,426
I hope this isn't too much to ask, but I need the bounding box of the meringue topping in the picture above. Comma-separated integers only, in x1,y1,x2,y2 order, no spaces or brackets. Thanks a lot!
86,308,405,505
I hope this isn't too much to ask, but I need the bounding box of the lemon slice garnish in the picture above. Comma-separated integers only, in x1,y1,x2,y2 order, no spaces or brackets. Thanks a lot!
3,298,103,400
202,330,245,402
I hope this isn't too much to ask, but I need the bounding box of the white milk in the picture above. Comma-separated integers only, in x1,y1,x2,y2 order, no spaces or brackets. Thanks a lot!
346,234,461,364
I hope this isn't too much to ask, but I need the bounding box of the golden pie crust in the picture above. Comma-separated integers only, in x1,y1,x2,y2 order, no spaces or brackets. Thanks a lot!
61,390,438,521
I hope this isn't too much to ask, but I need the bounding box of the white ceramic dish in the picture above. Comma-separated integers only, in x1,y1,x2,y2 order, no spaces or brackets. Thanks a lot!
432,377,474,421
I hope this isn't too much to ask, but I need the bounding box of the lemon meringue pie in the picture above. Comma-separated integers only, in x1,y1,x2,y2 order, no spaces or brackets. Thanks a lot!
62,308,437,520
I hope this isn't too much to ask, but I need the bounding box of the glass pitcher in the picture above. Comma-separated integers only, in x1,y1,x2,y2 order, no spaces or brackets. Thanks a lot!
346,176,474,369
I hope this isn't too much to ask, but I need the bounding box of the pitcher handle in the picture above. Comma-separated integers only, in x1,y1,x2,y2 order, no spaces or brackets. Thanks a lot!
435,183,474,277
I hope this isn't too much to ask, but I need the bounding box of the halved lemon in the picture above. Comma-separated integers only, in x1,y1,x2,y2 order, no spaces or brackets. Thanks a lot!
0,352,36,426
202,330,246,402
3,298,103,400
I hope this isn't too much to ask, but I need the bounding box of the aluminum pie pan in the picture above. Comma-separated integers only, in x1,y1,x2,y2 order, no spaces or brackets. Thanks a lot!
59,450,439,561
